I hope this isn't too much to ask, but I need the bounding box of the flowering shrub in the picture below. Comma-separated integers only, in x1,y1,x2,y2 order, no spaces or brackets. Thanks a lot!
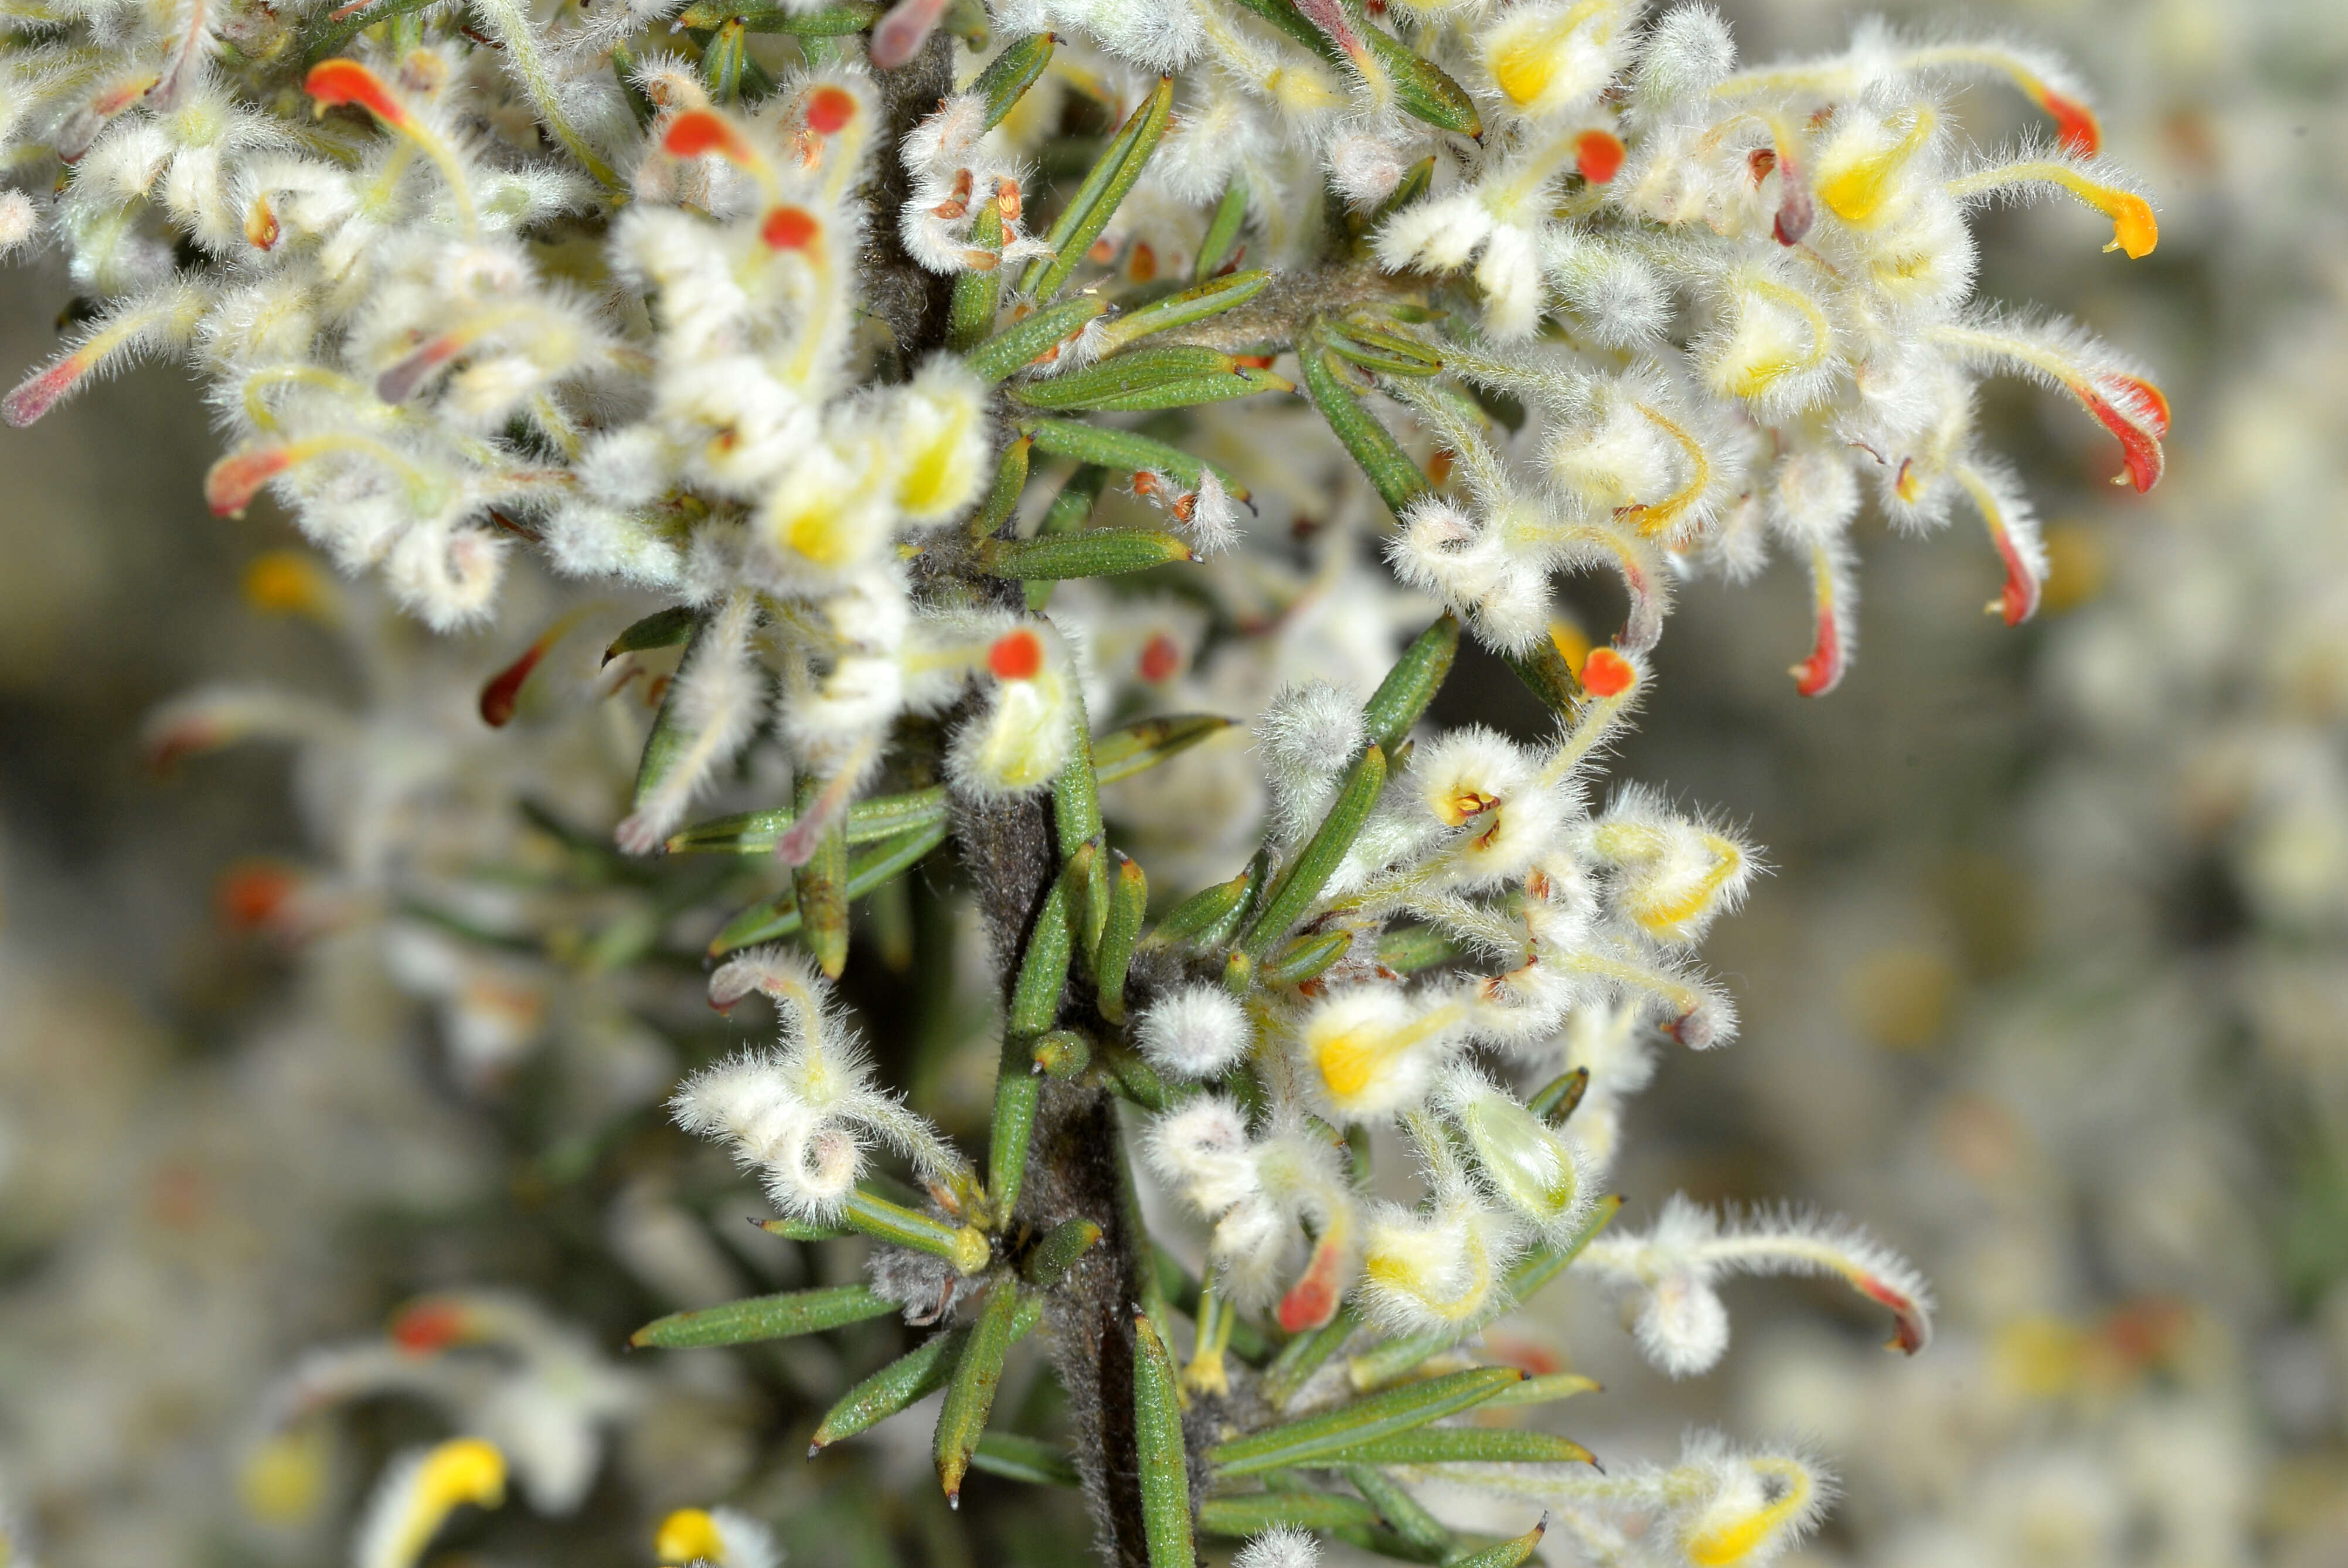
0,1,2163,1564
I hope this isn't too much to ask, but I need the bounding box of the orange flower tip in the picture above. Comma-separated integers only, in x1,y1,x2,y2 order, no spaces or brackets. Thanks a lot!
2105,193,2157,259
761,205,820,250
2041,91,2102,158
217,863,301,930
1085,237,1118,264
1138,632,1182,682
390,1298,470,1353
244,197,280,252
1574,129,1626,185
1580,646,1636,698
804,84,857,135
303,59,406,127
205,448,294,517
479,637,556,727
988,627,1045,680
1231,353,1276,370
662,109,748,164
2,356,87,428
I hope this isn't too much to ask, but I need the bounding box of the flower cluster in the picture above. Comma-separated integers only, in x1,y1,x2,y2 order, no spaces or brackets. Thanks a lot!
0,0,2169,1563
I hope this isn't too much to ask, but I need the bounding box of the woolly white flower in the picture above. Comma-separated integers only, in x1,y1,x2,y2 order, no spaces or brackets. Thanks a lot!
1135,984,1255,1078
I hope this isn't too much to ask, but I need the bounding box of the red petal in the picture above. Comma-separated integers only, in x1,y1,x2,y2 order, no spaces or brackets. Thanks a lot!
304,59,407,127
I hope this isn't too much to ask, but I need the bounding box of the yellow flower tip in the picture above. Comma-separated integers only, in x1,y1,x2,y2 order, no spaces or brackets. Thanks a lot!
2104,190,2157,258
239,1426,330,1525
418,1438,507,1515
1682,1456,1814,1567
241,550,337,620
1547,617,1591,676
656,1508,728,1566
1814,107,1936,227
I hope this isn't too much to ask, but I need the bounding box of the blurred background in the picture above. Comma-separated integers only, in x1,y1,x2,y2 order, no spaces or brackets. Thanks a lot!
4,1,2347,1563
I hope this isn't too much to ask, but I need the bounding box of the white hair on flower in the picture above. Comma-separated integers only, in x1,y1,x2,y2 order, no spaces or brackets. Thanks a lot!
1577,1195,1934,1377
676,946,968,1220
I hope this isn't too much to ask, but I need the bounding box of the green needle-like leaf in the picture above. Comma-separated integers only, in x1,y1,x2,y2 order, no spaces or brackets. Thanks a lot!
1023,76,1174,300
1261,926,1352,987
1095,850,1147,1021
948,199,1005,353
669,786,948,856
936,1283,1026,1506
1500,637,1587,719
1362,613,1460,753
1445,1516,1551,1568
838,1189,992,1274
1208,1366,1523,1478
1007,345,1292,413
1237,743,1386,960
1093,270,1270,356
629,1283,895,1349
1321,318,1445,379
971,1432,1084,1489
811,1295,1046,1451
1094,713,1236,785
1023,1217,1104,1288
1527,1067,1590,1125
1308,1428,1594,1470
981,528,1197,580
1300,342,1430,521
1024,420,1249,499
792,773,849,978
969,31,1054,130
970,433,1032,540
1344,1467,1454,1559
1376,922,1465,975
1146,862,1261,951
1199,1492,1383,1538
706,818,948,955
674,1,879,30
1133,1312,1196,1567
603,605,696,664
1195,175,1250,281
967,295,1111,384
989,882,1070,1214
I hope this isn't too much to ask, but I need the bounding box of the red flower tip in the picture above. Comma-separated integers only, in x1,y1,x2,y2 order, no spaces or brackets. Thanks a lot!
304,59,406,127
217,862,302,931
2081,375,2168,493
663,109,749,165
1580,647,1635,698
479,639,551,728
2040,90,2102,158
1790,604,1845,697
988,627,1044,681
2,355,86,428
1137,632,1182,683
390,1298,472,1354
205,447,295,517
760,205,819,251
1574,129,1625,185
804,84,856,136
